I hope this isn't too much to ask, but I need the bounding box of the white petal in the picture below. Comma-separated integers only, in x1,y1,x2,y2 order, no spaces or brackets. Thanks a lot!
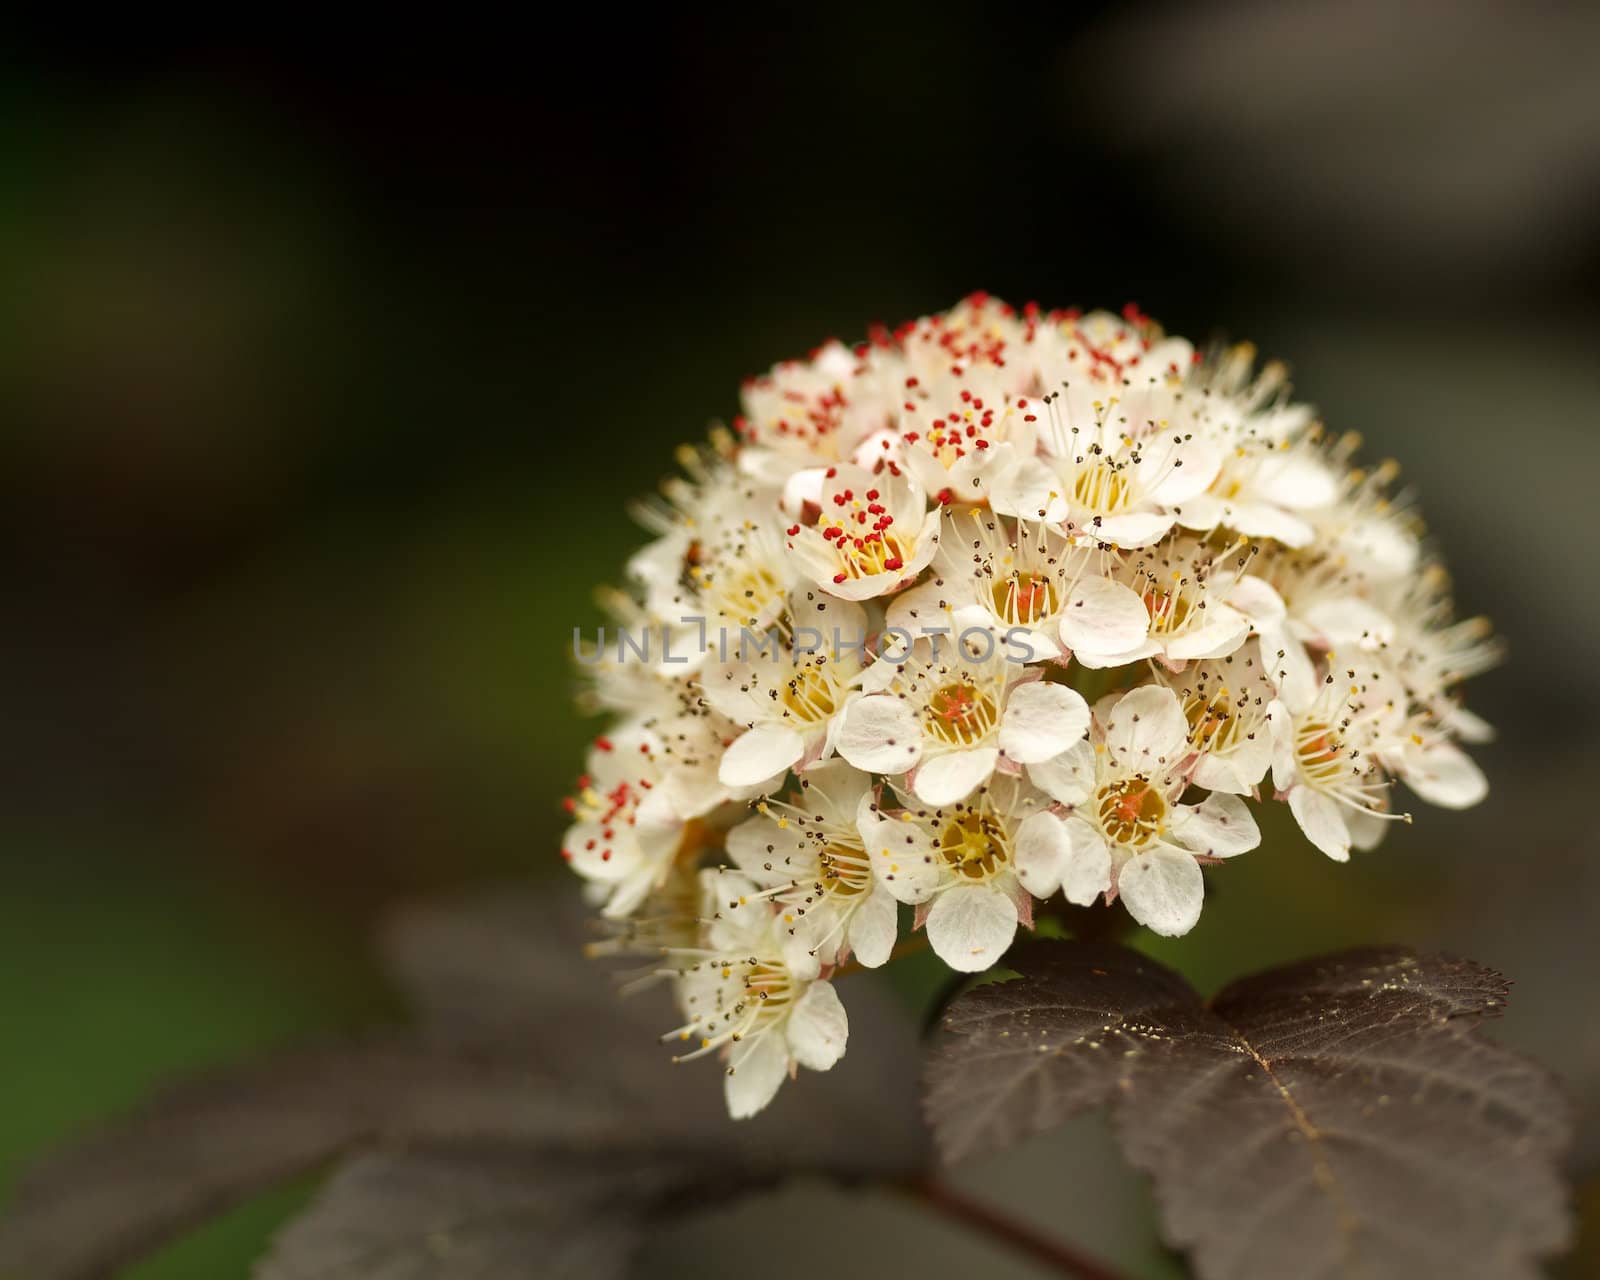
697,662,766,724
990,455,1068,522
998,681,1090,764
1287,787,1351,862
724,1031,789,1120
1012,810,1072,898
1223,575,1287,626
1164,606,1251,663
913,747,1000,805
845,884,899,968
925,884,1018,973
562,822,640,883
1088,511,1174,548
719,726,805,787
836,695,922,773
1118,849,1204,937
1400,742,1488,809
1059,576,1150,656
1170,792,1261,858
885,579,958,639
785,981,849,1072
724,815,803,877
1027,739,1097,807
858,795,941,904
1147,438,1221,503
1256,451,1338,508
1102,685,1191,771
1061,818,1113,905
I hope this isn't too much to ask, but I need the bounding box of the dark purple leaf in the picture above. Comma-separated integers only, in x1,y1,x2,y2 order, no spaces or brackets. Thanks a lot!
925,942,1574,1280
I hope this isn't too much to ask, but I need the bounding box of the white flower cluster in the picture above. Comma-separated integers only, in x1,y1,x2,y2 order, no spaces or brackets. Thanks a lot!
562,295,1499,1119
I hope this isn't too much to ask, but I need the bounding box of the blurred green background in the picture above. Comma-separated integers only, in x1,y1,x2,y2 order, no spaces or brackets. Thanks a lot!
3,10,1599,1276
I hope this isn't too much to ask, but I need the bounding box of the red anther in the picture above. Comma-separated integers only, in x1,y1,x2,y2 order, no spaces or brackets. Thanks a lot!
936,487,954,504
594,736,613,752
884,557,904,571
833,573,848,584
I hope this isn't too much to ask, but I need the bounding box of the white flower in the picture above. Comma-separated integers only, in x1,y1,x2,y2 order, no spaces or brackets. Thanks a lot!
696,593,868,788
1025,685,1261,936
666,871,848,1119
1059,539,1265,671
1153,640,1277,795
858,774,1065,971
886,509,1073,662
993,384,1221,549
561,720,725,918
787,463,943,600
1268,663,1411,862
723,761,899,970
837,629,1089,804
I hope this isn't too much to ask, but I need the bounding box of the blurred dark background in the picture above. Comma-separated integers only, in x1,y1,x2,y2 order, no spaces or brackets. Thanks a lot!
4,6,1599,1275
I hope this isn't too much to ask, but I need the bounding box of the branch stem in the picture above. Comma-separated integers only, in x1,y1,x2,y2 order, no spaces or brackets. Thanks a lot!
902,1174,1133,1280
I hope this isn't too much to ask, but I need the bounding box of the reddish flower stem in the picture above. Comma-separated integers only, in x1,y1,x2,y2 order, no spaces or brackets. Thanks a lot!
903,1175,1134,1280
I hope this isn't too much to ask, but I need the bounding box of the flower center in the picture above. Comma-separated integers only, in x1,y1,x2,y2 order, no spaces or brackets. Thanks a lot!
706,563,786,628
926,683,998,747
817,842,872,897
834,527,912,580
1071,463,1132,512
781,665,839,723
1143,587,1194,635
938,811,1008,880
1097,780,1167,846
991,573,1058,626
1295,721,1345,786
1184,691,1237,750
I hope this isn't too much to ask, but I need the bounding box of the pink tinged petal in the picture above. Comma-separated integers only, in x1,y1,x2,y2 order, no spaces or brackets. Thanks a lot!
1170,792,1261,858
1103,685,1191,769
1013,810,1073,897
913,747,1001,805
1164,605,1251,663
786,981,849,1071
925,884,1019,973
1027,739,1097,807
1086,511,1174,548
723,1031,790,1120
1401,743,1488,809
1118,848,1205,937
1287,786,1352,862
837,695,922,773
719,726,806,787
845,884,899,968
998,681,1090,764
1062,819,1113,906
1059,576,1150,656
